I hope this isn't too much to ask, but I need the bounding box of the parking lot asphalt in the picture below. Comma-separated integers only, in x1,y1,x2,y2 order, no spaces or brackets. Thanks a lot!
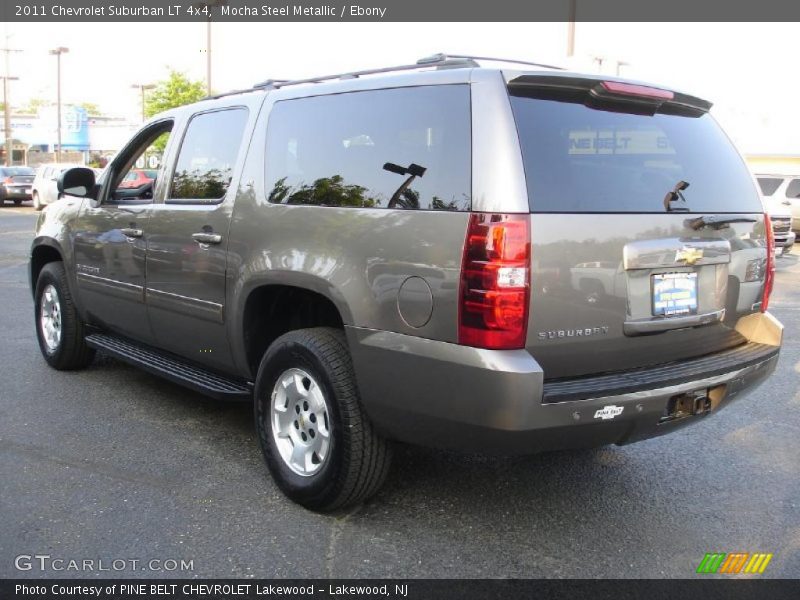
0,203,798,579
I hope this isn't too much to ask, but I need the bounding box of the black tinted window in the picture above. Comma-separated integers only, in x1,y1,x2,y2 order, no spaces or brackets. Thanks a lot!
786,178,800,199
510,92,762,213
170,108,248,202
265,86,471,211
757,177,783,196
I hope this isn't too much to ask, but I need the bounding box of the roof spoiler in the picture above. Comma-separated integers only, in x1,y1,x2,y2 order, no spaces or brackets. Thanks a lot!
508,74,712,116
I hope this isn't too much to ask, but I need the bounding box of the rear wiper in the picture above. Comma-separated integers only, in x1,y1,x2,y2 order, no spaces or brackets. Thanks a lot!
663,180,690,212
685,215,758,230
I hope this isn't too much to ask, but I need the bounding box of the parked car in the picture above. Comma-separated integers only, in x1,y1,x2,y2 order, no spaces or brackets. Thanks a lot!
32,163,82,211
757,174,800,235
30,55,783,511
118,169,158,189
0,166,35,205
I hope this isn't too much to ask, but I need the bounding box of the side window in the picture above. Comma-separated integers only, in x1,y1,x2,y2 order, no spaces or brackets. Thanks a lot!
108,123,172,204
265,85,471,211
786,178,800,199
168,108,249,204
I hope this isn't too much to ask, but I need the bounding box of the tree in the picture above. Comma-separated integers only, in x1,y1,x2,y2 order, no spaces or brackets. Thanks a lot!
144,70,206,118
19,97,49,114
77,102,101,116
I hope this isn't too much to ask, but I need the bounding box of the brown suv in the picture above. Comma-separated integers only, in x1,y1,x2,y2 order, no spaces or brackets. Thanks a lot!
30,55,783,510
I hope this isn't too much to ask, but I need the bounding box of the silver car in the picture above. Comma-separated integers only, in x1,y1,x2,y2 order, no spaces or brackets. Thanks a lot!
757,173,800,235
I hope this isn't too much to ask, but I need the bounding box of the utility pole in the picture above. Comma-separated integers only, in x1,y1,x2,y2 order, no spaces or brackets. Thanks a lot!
566,0,576,57
49,46,68,163
131,83,155,122
1,36,22,166
195,0,228,95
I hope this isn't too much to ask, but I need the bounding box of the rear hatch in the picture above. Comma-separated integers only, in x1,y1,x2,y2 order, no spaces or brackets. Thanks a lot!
3,168,35,187
508,75,768,380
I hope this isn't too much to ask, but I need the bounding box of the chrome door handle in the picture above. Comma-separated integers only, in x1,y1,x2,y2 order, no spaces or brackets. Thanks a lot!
192,232,223,245
120,228,143,238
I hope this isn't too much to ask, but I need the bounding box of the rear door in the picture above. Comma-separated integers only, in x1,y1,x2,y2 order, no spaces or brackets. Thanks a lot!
145,105,253,373
508,76,768,379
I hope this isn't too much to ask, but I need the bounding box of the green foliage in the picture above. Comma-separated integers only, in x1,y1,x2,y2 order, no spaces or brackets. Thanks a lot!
77,102,101,116
19,98,49,114
144,70,206,119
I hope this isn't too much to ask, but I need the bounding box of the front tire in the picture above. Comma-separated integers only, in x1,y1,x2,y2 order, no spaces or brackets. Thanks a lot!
33,192,42,211
34,262,95,370
254,327,392,511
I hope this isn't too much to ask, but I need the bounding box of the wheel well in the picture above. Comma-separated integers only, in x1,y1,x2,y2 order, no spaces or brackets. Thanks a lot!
242,285,344,373
30,245,62,294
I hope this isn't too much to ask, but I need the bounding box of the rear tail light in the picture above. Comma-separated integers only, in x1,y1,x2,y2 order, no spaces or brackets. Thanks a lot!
459,213,530,349
762,213,775,312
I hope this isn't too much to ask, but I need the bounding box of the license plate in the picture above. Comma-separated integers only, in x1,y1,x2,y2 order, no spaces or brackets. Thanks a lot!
652,272,698,317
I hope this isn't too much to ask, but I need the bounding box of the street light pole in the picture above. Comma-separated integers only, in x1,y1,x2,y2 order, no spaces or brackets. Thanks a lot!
1,76,19,166
131,83,155,122
49,46,69,163
1,35,22,166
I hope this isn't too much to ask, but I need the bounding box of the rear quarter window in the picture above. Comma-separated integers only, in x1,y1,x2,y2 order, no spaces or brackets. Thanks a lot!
265,85,471,211
510,90,762,214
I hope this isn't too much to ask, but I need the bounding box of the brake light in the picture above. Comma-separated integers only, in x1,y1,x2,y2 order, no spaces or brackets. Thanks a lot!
762,213,775,312
459,213,530,349
600,81,674,100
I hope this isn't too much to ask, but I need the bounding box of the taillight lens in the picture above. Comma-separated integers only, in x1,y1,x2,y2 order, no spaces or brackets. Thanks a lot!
762,213,775,312
459,213,530,349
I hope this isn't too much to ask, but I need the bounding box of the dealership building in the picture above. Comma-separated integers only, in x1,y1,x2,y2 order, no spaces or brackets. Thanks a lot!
1,106,138,165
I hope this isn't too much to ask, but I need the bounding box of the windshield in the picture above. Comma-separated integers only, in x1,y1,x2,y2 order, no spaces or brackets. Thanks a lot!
509,90,763,214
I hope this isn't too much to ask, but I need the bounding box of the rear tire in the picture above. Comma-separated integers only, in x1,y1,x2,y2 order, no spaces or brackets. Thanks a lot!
34,262,95,370
254,327,392,511
13,199,21,206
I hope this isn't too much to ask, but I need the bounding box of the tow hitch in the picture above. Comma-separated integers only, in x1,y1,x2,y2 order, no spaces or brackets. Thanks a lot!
662,385,726,422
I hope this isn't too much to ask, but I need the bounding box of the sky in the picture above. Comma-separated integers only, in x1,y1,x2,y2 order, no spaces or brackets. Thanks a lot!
2,21,798,155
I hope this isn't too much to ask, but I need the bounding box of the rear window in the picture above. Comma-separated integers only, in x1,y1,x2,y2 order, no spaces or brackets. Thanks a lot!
509,91,762,213
0,167,34,176
265,85,471,211
786,178,800,199
757,177,783,197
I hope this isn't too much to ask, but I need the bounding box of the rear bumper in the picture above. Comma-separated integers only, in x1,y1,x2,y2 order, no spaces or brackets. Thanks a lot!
1,185,32,199
347,313,782,454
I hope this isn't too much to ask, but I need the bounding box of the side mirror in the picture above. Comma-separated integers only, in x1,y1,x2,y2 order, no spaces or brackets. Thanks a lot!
57,167,96,198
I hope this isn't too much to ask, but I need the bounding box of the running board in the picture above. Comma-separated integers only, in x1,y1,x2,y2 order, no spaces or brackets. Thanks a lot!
85,333,252,401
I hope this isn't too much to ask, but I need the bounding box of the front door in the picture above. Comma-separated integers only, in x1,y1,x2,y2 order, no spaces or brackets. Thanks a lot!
72,120,173,343
145,107,251,372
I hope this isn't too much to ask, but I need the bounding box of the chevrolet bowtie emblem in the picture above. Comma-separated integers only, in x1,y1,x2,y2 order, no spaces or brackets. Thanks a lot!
675,246,704,265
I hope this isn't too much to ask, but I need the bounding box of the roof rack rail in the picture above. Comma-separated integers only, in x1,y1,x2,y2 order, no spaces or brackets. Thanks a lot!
207,52,563,101
419,53,565,71
252,54,475,90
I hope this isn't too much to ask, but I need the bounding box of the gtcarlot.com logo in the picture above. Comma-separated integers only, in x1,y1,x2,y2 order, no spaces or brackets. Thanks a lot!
696,552,773,574
14,554,194,573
